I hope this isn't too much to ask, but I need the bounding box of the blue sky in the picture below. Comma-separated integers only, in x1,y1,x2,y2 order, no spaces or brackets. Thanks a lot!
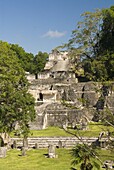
0,0,114,55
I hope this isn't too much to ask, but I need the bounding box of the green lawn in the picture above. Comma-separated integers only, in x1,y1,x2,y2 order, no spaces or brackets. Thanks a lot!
28,123,114,138
0,149,71,170
30,126,72,137
8,123,114,170
77,122,114,137
0,148,113,170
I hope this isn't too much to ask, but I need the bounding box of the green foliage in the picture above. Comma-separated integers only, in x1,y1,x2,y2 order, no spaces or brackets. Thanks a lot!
83,59,108,81
62,6,114,81
0,41,36,136
10,44,49,75
82,6,114,81
68,9,102,60
32,51,49,74
10,44,34,73
99,6,114,54
71,144,100,170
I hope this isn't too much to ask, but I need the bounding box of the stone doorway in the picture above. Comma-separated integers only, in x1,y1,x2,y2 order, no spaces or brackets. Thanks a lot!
39,92,43,101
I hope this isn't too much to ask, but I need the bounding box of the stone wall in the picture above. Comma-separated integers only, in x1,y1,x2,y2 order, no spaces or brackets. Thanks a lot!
28,80,114,130
11,137,98,148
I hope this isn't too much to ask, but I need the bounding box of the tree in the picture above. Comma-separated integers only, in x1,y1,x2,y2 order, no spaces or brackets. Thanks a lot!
68,9,102,60
97,6,114,80
0,41,36,137
99,6,114,55
10,44,34,73
32,51,49,75
71,144,100,170
83,58,108,81
61,9,102,81
62,6,114,81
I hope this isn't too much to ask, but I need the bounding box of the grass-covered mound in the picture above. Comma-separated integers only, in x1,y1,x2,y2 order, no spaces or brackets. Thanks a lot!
28,122,114,138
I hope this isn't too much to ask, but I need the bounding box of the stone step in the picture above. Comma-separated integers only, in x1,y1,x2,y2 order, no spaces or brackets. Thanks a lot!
11,137,98,148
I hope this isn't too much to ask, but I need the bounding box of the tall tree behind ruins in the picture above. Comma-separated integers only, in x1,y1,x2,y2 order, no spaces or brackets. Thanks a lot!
0,41,36,137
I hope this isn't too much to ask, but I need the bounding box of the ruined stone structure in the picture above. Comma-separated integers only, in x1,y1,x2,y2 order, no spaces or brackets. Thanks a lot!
26,50,114,130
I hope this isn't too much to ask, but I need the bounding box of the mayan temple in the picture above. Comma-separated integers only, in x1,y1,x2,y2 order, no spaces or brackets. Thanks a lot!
26,50,114,130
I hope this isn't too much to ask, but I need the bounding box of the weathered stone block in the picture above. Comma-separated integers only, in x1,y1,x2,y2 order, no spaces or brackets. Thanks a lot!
35,143,39,149
48,144,56,158
82,92,98,107
12,140,17,149
57,141,63,148
0,147,7,158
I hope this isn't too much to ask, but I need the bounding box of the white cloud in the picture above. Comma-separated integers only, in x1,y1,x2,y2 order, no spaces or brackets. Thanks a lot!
42,30,67,38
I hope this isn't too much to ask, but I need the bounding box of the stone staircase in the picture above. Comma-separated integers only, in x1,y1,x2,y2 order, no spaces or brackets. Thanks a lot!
30,102,51,130
11,137,98,149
